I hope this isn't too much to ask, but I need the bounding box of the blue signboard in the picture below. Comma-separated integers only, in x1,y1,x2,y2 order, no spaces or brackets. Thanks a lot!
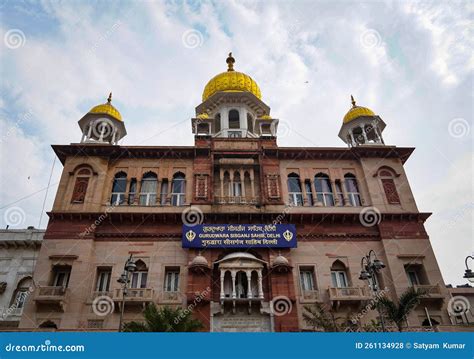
182,224,297,248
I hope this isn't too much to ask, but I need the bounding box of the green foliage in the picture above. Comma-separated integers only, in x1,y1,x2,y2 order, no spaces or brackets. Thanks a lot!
302,302,344,332
123,304,204,332
377,287,427,331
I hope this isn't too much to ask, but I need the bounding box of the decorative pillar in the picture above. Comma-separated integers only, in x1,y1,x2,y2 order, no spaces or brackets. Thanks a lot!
240,170,246,199
361,125,368,143
231,270,237,299
220,270,225,299
257,270,264,299
87,123,93,140
349,130,356,146
301,179,308,206
250,169,256,199
246,270,252,299
340,178,351,206
220,169,225,200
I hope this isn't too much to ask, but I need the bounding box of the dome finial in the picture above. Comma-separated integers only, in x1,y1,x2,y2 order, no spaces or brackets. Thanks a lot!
226,52,235,72
107,92,112,104
351,95,356,107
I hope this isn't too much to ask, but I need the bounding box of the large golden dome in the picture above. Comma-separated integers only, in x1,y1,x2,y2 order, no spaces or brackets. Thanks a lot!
202,53,262,102
88,93,123,122
343,96,375,124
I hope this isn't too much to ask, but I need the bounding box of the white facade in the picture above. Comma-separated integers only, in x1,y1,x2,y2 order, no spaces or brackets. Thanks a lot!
0,228,43,328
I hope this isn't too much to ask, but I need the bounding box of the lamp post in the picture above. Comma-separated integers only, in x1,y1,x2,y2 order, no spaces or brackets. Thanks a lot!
463,256,474,284
359,249,386,331
117,254,136,332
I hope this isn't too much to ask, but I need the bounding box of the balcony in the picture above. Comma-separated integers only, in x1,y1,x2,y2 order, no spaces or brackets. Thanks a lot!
299,290,321,303
412,284,445,306
0,306,24,319
214,196,259,205
112,288,154,308
328,287,370,308
34,286,68,312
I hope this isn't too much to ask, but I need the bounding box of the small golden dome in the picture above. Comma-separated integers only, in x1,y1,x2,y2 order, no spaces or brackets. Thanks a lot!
196,113,209,119
88,93,123,122
343,95,375,124
260,114,272,120
202,53,262,102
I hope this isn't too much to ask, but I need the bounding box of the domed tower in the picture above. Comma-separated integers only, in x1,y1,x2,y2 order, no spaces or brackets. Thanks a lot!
192,53,279,138
78,93,127,145
338,96,386,147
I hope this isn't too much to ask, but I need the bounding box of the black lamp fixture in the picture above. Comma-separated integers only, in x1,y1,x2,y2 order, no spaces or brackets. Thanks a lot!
463,256,474,283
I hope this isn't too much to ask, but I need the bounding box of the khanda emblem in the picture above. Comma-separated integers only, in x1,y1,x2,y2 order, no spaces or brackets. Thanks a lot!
186,230,196,242
283,230,293,242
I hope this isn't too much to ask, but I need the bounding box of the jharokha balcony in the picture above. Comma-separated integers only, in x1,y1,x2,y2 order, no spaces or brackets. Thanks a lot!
34,286,69,312
214,196,260,205
328,286,371,308
112,288,154,308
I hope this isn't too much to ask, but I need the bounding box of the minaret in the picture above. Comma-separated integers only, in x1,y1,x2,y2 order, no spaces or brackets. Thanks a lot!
192,53,279,138
78,93,127,145
338,95,386,147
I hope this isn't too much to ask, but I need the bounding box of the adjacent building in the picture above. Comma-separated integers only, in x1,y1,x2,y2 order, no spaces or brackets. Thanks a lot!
20,54,456,331
0,227,43,329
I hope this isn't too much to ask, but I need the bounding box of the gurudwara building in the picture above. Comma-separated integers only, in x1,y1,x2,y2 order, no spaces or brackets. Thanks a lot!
20,54,454,332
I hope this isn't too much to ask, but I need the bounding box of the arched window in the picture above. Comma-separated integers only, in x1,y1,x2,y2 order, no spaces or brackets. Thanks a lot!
314,173,334,206
130,260,148,289
71,167,92,204
139,172,158,206
214,113,221,133
344,173,361,206
110,172,127,205
171,172,185,206
232,172,242,197
330,260,349,289
228,109,240,129
10,277,33,313
287,173,303,206
378,168,400,204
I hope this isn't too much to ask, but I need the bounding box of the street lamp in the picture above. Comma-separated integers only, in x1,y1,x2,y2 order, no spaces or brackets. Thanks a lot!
117,254,136,332
463,256,474,284
359,249,386,331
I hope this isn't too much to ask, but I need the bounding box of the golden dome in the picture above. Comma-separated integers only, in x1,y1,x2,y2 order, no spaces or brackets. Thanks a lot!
343,96,375,124
202,53,262,102
88,93,123,122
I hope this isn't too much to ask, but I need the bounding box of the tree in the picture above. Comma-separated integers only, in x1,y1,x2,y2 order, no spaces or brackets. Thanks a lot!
123,304,204,332
377,287,427,331
302,302,344,332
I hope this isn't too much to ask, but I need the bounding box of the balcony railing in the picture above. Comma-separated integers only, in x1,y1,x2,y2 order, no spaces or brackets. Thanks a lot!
214,196,259,205
113,288,154,303
301,290,320,302
0,306,23,318
36,286,67,298
328,287,370,301
413,284,443,296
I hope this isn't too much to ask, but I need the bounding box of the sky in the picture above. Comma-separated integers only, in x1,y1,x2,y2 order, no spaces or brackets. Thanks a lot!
0,0,472,286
